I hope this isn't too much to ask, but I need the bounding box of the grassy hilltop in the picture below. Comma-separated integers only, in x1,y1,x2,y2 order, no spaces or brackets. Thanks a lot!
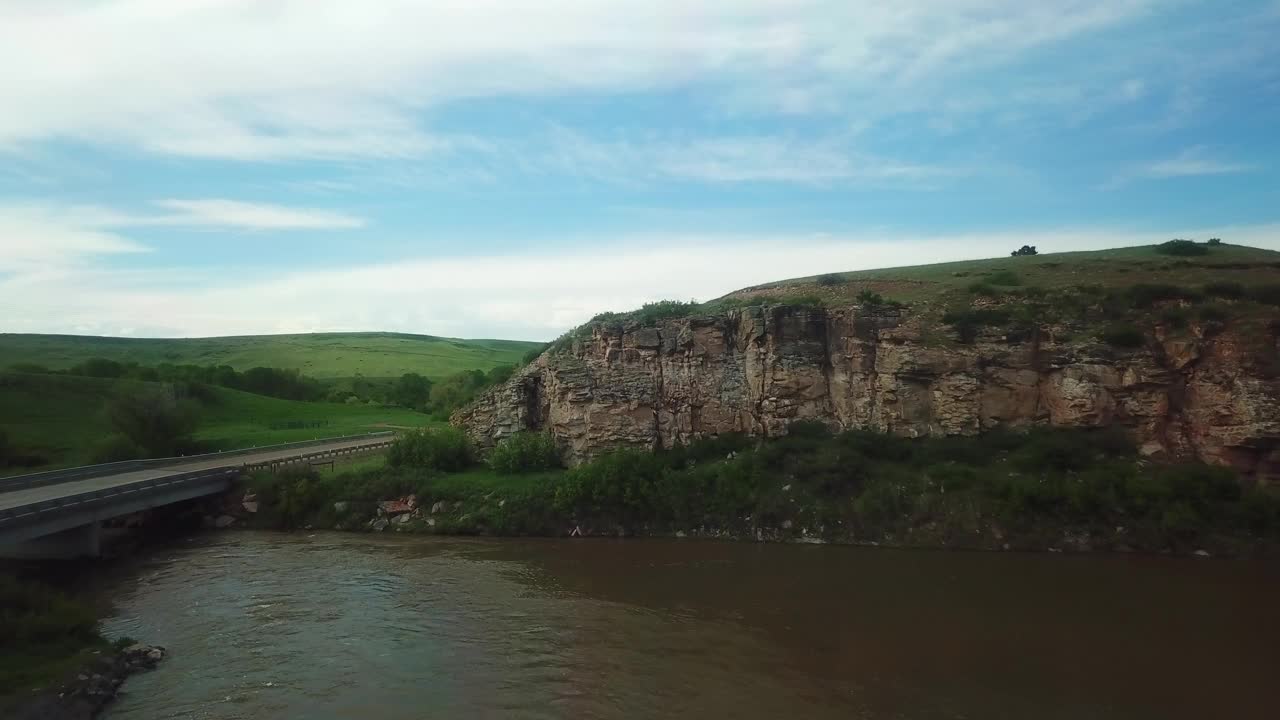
729,241,1280,305
0,331,540,380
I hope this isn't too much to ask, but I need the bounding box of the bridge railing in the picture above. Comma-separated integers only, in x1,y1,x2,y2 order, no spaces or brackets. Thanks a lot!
0,432,397,492
0,467,240,530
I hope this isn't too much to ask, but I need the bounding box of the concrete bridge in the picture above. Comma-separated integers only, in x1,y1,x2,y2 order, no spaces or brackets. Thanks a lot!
0,433,396,559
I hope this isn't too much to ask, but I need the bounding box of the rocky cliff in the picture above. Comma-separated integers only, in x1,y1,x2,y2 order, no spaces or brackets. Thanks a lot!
454,304,1280,483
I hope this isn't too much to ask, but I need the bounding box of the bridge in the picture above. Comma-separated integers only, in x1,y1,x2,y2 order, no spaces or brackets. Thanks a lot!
0,432,396,559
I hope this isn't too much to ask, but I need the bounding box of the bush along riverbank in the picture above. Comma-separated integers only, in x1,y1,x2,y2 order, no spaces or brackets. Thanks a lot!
0,574,165,720
231,425,1280,556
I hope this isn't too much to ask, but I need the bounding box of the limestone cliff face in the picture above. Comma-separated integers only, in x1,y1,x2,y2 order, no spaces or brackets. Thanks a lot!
454,305,1280,482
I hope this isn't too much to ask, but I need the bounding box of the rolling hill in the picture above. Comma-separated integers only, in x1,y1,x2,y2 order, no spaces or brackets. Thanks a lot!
0,332,542,380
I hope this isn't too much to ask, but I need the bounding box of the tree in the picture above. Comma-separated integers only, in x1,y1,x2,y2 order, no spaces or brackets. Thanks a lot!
1208,237,1223,246
1011,245,1038,257
392,373,433,409
1155,239,1208,257
105,385,201,457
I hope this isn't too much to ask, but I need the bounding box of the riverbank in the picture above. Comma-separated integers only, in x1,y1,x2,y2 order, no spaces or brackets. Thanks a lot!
229,425,1280,557
1,575,166,719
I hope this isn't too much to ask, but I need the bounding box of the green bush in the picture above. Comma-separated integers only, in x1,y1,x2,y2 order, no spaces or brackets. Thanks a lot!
1248,284,1280,307
816,273,846,287
967,282,1002,297
1010,245,1038,256
489,432,560,474
1207,238,1223,246
1126,283,1200,308
1100,324,1145,348
105,385,201,457
1155,239,1208,256
1161,307,1190,329
1203,281,1244,299
1197,304,1230,323
986,270,1021,286
855,289,903,309
554,448,666,522
388,427,472,471
90,434,146,463
942,308,1011,343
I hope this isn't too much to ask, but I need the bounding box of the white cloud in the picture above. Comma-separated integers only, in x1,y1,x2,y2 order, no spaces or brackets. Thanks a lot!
537,130,962,186
1100,146,1257,189
1139,147,1255,179
0,204,148,273
149,199,365,230
5,222,1279,341
0,0,1156,160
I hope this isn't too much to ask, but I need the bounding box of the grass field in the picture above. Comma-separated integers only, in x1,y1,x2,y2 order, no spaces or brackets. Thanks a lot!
0,332,541,380
727,242,1280,306
0,372,438,474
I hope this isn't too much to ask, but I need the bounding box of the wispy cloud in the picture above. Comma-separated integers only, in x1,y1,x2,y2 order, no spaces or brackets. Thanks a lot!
537,130,963,187
1101,146,1257,189
149,199,365,230
0,204,148,273
1139,147,1255,179
0,1,1159,161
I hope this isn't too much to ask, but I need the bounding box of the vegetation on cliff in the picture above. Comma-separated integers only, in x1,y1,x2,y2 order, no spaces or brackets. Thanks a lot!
244,424,1280,555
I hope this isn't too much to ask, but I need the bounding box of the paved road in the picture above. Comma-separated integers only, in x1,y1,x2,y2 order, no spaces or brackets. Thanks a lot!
0,435,391,512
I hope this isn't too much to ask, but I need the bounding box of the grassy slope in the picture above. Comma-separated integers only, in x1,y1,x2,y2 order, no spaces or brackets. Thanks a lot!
0,373,436,472
0,332,541,380
726,243,1280,306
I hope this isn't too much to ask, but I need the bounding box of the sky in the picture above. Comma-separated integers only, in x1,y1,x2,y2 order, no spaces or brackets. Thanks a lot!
1,0,1278,342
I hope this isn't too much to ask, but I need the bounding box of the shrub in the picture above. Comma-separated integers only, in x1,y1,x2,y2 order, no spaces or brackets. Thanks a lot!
1126,283,1199,308
854,289,903,309
1248,284,1280,307
392,373,432,410
1197,304,1229,323
1011,245,1038,256
1203,281,1245,299
1207,238,1223,246
105,385,201,457
90,434,146,463
816,273,846,287
967,282,1002,297
388,427,472,471
1161,307,1189,329
1155,239,1208,256
986,270,1021,286
1100,324,1145,348
489,432,560,474
554,448,666,522
942,308,1011,343
0,575,99,648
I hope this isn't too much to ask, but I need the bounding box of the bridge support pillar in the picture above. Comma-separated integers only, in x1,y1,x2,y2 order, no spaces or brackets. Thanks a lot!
0,521,102,560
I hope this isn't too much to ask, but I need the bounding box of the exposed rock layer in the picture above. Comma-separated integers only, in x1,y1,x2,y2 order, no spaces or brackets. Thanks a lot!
454,305,1280,483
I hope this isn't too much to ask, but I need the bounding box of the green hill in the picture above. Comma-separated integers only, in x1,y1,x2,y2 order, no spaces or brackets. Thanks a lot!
0,372,436,473
727,241,1280,305
0,332,541,380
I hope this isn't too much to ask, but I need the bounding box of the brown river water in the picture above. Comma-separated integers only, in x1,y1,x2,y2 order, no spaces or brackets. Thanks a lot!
95,532,1279,719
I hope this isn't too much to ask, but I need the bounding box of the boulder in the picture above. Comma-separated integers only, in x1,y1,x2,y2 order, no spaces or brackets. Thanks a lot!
214,515,236,528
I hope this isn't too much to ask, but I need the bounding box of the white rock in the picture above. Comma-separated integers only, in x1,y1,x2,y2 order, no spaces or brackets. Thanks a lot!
214,515,236,528
431,501,447,514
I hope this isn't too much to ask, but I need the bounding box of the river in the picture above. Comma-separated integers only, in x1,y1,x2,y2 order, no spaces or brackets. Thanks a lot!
93,532,1277,719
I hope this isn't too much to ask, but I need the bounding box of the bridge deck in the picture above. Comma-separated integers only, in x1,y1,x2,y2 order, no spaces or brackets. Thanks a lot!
0,435,391,512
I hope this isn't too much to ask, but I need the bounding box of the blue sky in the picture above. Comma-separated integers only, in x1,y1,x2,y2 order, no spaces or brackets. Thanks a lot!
1,0,1278,341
